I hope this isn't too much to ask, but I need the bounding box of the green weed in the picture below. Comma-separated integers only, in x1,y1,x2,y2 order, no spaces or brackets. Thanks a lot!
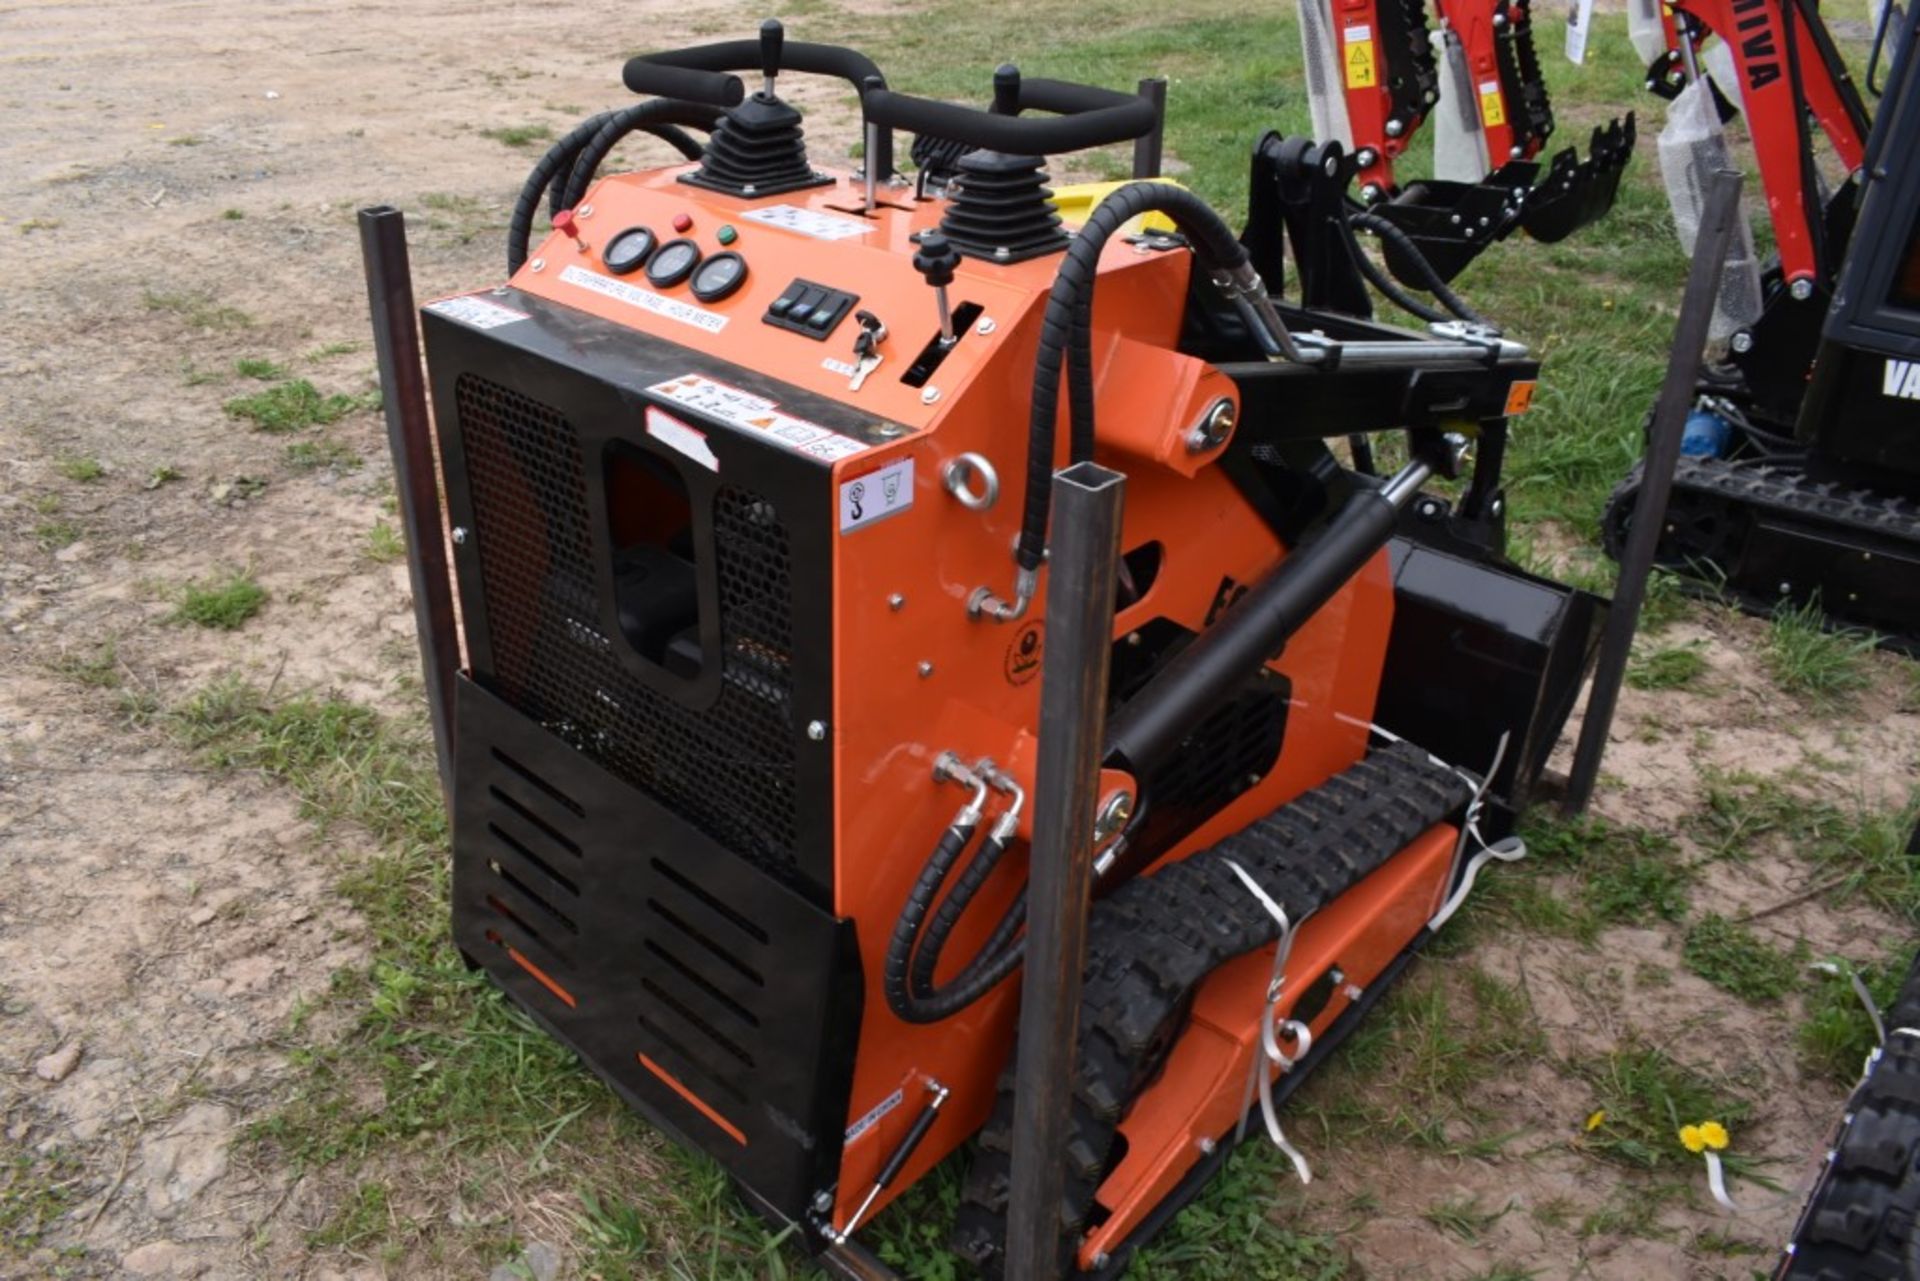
284,438,362,472
223,208,246,220
1800,952,1911,1082
1423,1194,1511,1243
236,357,288,380
1576,1043,1749,1170
146,464,183,489
480,124,554,148
143,287,252,331
1764,599,1877,707
53,639,120,689
1682,914,1804,1002
1627,641,1707,691
172,570,267,630
365,521,405,563
55,455,104,482
0,1146,82,1252
224,380,373,433
34,519,82,550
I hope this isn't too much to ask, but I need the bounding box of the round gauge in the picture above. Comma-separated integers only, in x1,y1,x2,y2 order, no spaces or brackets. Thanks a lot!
602,225,657,276
645,237,701,288
689,251,748,303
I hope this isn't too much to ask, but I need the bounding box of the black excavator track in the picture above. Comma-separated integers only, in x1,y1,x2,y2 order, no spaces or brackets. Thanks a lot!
951,740,1472,1278
1604,455,1920,655
1777,948,1920,1279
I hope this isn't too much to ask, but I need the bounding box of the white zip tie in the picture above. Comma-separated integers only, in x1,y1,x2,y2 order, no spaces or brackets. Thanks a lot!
1809,960,1887,1050
1704,1151,1739,1211
1225,858,1313,1185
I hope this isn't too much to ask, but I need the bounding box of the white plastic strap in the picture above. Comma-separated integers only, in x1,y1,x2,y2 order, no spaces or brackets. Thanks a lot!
1226,859,1314,1184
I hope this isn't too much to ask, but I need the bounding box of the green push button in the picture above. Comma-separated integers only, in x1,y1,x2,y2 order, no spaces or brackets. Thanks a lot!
716,224,738,246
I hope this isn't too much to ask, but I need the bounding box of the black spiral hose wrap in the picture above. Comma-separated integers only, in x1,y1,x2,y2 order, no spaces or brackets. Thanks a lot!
1020,183,1251,573
505,100,722,276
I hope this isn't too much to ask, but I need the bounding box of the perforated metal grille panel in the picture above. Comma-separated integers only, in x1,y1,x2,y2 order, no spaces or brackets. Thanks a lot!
455,373,800,874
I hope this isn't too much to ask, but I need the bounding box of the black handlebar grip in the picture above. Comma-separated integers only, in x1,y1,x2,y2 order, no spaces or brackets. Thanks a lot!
759,18,784,81
860,80,1157,155
991,63,1021,116
621,59,746,108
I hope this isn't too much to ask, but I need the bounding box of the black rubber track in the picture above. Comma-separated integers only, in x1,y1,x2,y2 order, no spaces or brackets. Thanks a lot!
1777,946,1920,1280
951,740,1472,1277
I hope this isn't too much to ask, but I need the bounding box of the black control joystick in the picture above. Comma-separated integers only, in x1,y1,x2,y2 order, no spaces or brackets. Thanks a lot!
759,18,784,98
991,64,1021,116
913,232,962,345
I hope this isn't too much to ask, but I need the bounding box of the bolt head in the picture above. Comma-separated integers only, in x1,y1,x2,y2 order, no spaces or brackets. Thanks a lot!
1197,1137,1217,1154
1356,148,1377,168
888,592,906,610
529,257,546,272
976,317,997,336
451,526,469,545
1789,278,1815,301
1323,153,1340,176
921,386,941,404
1730,331,1754,354
807,720,827,741
1385,119,1404,138
1361,184,1384,203
578,203,595,218
918,660,934,677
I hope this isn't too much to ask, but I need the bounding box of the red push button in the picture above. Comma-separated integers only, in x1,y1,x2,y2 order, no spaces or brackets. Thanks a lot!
672,212,693,233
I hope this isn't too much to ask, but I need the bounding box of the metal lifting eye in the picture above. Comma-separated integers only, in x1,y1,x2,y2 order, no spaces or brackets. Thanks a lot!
942,453,999,511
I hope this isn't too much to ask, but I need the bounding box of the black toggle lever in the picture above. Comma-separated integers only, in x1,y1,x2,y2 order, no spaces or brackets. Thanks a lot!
758,17,784,98
913,232,961,346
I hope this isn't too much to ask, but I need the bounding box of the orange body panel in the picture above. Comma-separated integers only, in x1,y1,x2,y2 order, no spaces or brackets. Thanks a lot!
509,165,1396,1233
1079,823,1458,1266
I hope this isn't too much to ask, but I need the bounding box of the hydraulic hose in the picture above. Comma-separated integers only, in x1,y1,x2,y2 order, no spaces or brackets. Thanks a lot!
1346,210,1490,327
555,104,716,214
1338,217,1449,323
885,820,1028,1023
1018,183,1253,576
505,100,721,276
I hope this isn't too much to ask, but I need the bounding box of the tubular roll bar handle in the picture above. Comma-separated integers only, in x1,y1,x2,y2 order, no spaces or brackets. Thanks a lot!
622,39,886,106
859,76,1159,155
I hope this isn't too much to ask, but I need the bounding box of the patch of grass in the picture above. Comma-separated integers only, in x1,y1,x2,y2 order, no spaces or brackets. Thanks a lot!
1423,1194,1511,1243
1627,641,1707,691
222,208,246,220
1763,599,1877,707
0,1146,83,1252
307,1180,393,1249
223,379,374,433
304,340,359,361
1575,1042,1750,1171
1682,914,1805,1002
34,519,82,550
172,570,267,630
18,217,60,233
284,438,362,472
480,123,554,148
143,287,252,331
364,521,405,563
146,464,183,489
235,357,288,380
1800,952,1912,1082
1461,812,1691,941
1122,1145,1347,1280
1689,772,1920,918
55,454,105,482
167,133,206,146
53,639,120,689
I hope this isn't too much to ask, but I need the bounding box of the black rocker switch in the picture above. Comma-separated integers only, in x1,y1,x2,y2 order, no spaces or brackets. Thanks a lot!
913,232,961,346
763,278,858,339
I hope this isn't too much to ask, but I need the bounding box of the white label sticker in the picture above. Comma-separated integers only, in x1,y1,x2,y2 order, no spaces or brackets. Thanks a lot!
645,406,719,472
1342,22,1372,39
425,293,528,329
838,456,914,533
1565,0,1596,64
844,1088,905,1146
559,265,728,333
648,374,876,461
741,204,874,241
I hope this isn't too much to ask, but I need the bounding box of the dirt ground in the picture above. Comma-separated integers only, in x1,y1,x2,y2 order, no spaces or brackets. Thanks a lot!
3,3,1918,1280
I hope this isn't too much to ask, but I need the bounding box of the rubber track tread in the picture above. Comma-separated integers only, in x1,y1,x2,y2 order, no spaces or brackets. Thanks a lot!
1604,455,1920,651
951,741,1471,1277
1777,946,1920,1279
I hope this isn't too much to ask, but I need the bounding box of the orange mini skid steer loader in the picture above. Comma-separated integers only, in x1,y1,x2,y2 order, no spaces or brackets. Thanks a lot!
361,19,1605,1277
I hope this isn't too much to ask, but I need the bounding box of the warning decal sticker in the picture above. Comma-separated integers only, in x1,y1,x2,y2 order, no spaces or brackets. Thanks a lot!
1343,24,1377,89
559,266,728,334
838,456,914,534
741,204,874,241
1503,379,1538,417
648,374,872,462
1478,79,1507,129
425,293,528,330
645,406,719,472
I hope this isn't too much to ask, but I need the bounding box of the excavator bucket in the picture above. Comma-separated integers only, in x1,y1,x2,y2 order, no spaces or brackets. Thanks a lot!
1519,113,1637,242
1374,162,1534,284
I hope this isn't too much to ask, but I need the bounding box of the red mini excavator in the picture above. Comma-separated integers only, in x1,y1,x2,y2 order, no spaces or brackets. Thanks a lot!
361,17,1605,1277
1298,0,1637,286
1605,0,1920,649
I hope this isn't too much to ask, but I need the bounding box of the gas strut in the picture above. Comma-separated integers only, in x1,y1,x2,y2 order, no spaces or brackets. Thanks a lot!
826,1081,950,1243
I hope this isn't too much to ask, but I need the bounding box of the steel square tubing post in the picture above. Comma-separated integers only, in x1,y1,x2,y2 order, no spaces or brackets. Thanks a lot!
1562,168,1744,815
1131,77,1168,179
359,206,460,802
1005,462,1127,1281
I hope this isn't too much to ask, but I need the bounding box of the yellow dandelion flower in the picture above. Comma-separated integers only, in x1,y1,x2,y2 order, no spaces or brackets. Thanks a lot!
1585,1110,1606,1133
